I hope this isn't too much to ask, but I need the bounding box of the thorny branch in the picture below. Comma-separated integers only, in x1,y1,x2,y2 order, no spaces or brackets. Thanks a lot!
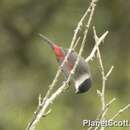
93,26,114,115
93,27,114,130
26,0,99,130
40,0,98,104
87,27,113,130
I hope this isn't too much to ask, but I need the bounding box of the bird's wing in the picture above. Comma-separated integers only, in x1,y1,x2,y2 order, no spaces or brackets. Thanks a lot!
64,49,91,79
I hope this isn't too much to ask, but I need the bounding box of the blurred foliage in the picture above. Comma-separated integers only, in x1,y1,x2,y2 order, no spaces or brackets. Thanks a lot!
0,0,130,130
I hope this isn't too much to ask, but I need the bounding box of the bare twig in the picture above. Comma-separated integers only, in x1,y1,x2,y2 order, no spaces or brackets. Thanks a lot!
85,31,108,62
88,28,130,130
93,26,108,112
97,98,116,120
90,27,114,130
105,66,114,79
110,104,130,121
87,27,112,130
73,37,81,50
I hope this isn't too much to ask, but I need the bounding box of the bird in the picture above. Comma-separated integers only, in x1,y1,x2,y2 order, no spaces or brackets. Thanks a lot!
39,34,92,94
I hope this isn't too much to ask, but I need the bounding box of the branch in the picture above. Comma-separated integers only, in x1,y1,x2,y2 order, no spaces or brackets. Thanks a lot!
93,26,113,112
87,27,113,130
26,0,99,130
87,27,114,130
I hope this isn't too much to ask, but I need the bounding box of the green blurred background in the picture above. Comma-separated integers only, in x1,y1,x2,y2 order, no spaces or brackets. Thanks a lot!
0,0,130,130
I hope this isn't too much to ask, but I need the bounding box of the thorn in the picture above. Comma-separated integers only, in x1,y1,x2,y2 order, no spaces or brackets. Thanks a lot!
38,33,42,37
34,111,36,114
97,89,102,96
42,109,52,117
90,57,94,61
38,94,42,106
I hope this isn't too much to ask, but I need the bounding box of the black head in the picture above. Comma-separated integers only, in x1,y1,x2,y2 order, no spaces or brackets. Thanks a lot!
76,78,92,94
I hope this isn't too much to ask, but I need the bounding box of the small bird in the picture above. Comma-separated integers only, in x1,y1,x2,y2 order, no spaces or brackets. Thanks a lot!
39,34,92,94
